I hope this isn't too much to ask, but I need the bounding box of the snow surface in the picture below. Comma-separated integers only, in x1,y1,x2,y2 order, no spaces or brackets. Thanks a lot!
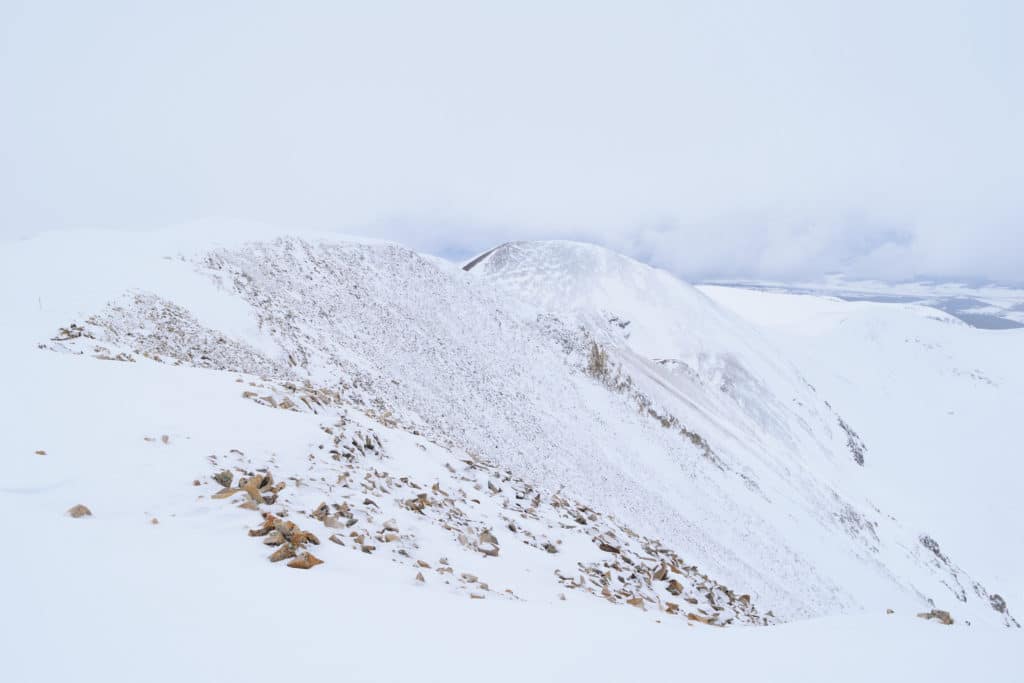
702,284,1024,609
2,228,1022,681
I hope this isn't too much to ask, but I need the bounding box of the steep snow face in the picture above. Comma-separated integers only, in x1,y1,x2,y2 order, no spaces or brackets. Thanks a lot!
701,285,1024,612
467,240,1019,626
2,230,1017,630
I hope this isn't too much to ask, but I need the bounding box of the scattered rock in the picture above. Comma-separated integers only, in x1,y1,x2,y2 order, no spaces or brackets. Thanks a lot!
263,530,286,546
290,530,320,545
161,435,170,445
269,544,296,563
35,450,46,456
328,534,345,546
212,470,233,488
416,572,425,583
917,609,954,625
67,504,92,518
150,517,159,525
287,552,324,569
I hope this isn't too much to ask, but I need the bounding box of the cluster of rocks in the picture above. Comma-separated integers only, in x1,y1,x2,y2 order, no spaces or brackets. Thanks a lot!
210,469,285,511
476,466,770,625
248,513,323,569
197,377,771,619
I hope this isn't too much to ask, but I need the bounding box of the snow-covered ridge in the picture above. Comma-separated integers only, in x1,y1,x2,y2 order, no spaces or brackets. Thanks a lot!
4,230,1018,633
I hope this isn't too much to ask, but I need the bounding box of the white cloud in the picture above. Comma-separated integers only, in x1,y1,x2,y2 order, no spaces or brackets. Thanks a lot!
1,1,1021,283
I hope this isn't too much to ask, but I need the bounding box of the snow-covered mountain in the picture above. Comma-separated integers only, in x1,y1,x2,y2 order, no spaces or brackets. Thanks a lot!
701,283,1024,612
465,241,1017,624
2,228,1020,681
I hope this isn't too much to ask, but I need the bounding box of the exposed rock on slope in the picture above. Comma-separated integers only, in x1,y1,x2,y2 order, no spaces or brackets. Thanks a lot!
37,235,1018,627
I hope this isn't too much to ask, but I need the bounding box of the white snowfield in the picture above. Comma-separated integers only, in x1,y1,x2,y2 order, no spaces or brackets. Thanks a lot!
1,226,1021,681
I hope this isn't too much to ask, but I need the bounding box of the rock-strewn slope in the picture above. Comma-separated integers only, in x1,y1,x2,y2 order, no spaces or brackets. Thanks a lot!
37,235,1018,627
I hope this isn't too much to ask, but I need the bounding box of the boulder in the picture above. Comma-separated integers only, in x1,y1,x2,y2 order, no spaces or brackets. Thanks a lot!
67,504,92,518
287,552,324,569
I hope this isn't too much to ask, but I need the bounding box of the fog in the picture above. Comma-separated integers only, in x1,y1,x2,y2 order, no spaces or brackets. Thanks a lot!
2,1,1021,282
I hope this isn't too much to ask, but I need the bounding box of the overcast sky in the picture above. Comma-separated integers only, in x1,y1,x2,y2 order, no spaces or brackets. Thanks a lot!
2,1,1021,283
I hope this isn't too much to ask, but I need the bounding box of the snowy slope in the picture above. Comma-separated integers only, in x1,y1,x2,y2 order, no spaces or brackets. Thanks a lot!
701,284,1024,611
2,227,1022,681
466,240,1018,625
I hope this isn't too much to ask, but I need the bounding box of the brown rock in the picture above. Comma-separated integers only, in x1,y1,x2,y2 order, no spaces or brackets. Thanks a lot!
35,450,47,456
67,504,92,518
687,612,716,625
249,516,278,536
212,470,233,488
917,609,953,625
211,487,240,500
150,517,159,525
263,530,286,546
328,534,345,546
291,530,321,546
287,552,324,569
666,580,684,596
416,572,425,583
269,544,296,562
626,597,645,608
